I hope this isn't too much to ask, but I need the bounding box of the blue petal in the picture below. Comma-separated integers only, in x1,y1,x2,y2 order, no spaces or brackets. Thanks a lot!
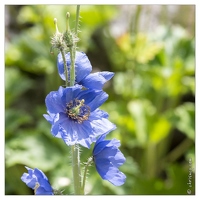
73,52,92,82
43,114,53,124
58,111,116,148
93,109,109,119
110,149,126,168
51,113,68,138
21,172,37,189
80,71,114,90
57,51,92,82
59,113,95,148
93,137,126,186
35,187,53,195
57,53,67,81
76,89,108,112
34,169,52,190
106,138,121,148
102,167,126,186
95,156,126,186
21,167,54,194
45,87,65,114
96,145,125,168
89,113,116,135
93,140,110,156
62,85,82,104
99,71,115,81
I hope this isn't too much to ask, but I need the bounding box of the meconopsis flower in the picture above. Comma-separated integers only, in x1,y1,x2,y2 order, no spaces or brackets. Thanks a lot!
93,134,126,186
43,85,116,148
57,51,114,90
21,166,54,195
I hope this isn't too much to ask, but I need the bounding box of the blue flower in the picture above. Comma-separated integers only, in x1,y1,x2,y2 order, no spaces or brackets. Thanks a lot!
21,166,54,195
43,85,116,148
93,134,126,186
57,51,114,90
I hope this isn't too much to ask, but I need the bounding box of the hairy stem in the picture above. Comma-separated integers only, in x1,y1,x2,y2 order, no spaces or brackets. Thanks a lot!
75,5,80,35
69,5,80,86
81,157,93,194
71,145,82,194
69,48,76,86
70,5,82,195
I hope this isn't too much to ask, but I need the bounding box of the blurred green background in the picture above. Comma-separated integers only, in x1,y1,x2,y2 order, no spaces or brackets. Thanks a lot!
5,5,195,195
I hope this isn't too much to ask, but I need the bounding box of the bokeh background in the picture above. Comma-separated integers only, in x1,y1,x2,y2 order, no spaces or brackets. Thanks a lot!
5,5,195,195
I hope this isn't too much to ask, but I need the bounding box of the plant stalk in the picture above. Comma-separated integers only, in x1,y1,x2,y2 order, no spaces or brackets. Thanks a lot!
71,145,82,194
81,157,93,194
69,5,82,195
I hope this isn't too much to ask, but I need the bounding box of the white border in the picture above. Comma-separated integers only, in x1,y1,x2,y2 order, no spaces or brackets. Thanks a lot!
2,1,199,199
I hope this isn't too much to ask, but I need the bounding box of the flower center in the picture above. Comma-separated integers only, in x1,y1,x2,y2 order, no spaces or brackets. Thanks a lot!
66,98,90,123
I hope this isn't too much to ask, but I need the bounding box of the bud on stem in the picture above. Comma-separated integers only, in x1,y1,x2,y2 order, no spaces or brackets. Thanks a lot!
66,12,70,32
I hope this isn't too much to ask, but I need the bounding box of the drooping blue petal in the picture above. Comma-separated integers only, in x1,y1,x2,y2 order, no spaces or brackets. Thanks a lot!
93,136,126,186
21,168,37,189
57,51,115,91
93,139,110,156
80,72,114,90
35,187,53,195
34,168,53,192
21,166,54,195
100,166,126,186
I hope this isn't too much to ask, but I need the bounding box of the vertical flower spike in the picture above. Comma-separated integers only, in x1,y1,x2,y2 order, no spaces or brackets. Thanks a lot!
21,166,54,195
93,134,126,186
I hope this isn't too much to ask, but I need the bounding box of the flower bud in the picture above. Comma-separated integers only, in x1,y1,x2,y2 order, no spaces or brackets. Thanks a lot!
50,18,66,52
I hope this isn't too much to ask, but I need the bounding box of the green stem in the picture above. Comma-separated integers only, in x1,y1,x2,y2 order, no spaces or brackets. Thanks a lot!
69,5,82,195
69,5,80,86
81,157,93,194
146,142,157,179
69,48,76,86
75,5,80,35
60,49,69,87
71,145,82,194
165,138,193,163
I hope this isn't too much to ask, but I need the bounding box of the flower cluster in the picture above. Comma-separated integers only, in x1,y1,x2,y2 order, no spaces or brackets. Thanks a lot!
21,11,126,195
47,50,126,186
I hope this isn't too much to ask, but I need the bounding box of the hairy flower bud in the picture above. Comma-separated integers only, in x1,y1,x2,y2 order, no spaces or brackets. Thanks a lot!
50,18,66,52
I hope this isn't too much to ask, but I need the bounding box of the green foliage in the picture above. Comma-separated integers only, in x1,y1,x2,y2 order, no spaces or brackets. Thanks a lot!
5,5,195,195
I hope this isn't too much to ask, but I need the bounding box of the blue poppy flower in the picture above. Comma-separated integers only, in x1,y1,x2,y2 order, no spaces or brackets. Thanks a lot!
57,51,114,90
43,85,116,148
21,166,54,195
93,134,126,186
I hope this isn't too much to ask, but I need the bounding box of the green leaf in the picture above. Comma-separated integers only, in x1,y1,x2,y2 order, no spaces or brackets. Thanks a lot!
149,117,171,143
173,102,195,140
5,130,66,171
